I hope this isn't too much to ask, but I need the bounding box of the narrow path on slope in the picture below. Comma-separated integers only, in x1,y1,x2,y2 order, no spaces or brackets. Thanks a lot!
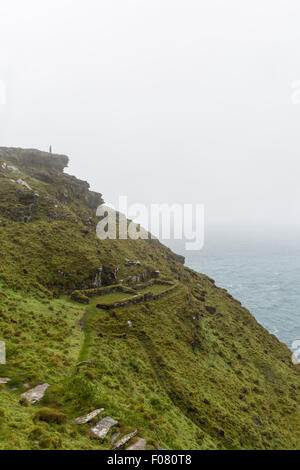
76,306,207,437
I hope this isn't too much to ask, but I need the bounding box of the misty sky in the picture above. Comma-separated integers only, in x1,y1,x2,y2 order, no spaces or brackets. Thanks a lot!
0,0,300,245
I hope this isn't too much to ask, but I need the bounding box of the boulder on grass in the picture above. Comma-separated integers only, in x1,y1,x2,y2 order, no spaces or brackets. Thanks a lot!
113,430,138,449
0,377,11,384
73,408,104,425
127,438,147,450
20,383,50,404
90,416,118,439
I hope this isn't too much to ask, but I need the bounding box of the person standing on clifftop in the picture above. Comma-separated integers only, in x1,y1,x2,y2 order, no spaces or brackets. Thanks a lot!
49,145,52,154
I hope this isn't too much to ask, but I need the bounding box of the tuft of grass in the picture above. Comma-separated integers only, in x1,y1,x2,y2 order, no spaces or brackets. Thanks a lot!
33,408,67,425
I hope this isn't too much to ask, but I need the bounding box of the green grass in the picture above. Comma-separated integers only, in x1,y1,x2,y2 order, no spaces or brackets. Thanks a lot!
1,148,300,450
90,292,136,306
137,284,171,295
0,286,85,384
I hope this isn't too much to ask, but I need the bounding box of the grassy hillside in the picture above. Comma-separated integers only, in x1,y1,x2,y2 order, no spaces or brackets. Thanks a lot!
0,148,300,450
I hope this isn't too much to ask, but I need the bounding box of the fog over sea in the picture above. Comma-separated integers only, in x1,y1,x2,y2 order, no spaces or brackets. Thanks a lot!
165,235,300,350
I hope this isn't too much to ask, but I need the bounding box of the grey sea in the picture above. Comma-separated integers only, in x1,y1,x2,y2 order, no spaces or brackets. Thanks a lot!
167,240,300,350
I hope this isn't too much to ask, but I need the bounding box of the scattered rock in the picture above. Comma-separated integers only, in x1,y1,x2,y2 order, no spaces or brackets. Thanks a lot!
2,162,20,173
0,377,11,384
90,416,118,439
125,259,141,266
110,432,120,444
127,438,147,450
152,270,160,279
0,341,5,365
113,430,138,449
73,408,104,425
16,179,32,191
20,383,50,404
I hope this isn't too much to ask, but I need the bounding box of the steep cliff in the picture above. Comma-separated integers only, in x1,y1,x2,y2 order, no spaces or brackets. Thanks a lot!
0,148,299,450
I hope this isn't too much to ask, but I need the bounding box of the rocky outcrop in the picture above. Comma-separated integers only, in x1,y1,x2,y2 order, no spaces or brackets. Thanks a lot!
93,267,103,288
0,148,68,172
90,416,118,439
20,383,50,404
1,162,20,174
0,148,104,213
54,174,103,210
73,408,104,425
102,265,119,284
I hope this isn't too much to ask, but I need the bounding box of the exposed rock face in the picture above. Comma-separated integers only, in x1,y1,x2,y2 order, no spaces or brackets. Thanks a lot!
102,265,119,284
0,147,68,172
73,408,104,425
152,270,160,279
112,430,138,449
127,438,147,450
93,267,103,288
1,162,20,173
0,147,104,218
54,174,103,210
173,253,185,265
20,383,50,404
90,416,118,439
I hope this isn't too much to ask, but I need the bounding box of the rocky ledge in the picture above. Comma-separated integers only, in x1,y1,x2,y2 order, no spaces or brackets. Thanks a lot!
0,147,68,172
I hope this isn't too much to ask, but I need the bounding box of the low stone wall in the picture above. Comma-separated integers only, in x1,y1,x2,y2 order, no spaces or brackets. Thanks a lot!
96,282,179,310
134,279,175,290
71,284,137,304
